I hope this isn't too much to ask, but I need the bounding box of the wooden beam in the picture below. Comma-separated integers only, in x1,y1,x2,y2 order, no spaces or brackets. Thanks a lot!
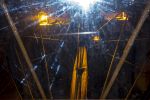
1,1,46,99
101,0,150,99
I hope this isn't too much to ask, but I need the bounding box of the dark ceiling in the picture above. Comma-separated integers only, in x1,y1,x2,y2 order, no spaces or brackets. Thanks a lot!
0,0,150,99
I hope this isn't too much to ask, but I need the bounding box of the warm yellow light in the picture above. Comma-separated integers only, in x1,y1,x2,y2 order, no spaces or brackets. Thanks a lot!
38,11,49,26
116,12,128,21
92,35,101,41
71,47,88,99
37,11,70,26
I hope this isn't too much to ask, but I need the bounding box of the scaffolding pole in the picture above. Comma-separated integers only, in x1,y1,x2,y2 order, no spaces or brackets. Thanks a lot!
0,1,46,99
100,0,150,99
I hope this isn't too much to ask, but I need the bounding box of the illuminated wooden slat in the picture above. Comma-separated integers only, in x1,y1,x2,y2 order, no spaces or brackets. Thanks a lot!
70,47,88,99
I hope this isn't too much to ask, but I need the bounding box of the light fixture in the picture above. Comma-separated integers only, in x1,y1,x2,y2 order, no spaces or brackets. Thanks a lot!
37,11,70,26
116,12,128,21
38,11,49,26
68,0,99,10
92,35,101,42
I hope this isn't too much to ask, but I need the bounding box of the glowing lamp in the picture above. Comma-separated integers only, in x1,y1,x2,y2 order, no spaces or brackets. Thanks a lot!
92,35,101,42
116,12,128,21
68,0,99,10
38,11,49,26
37,11,69,26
